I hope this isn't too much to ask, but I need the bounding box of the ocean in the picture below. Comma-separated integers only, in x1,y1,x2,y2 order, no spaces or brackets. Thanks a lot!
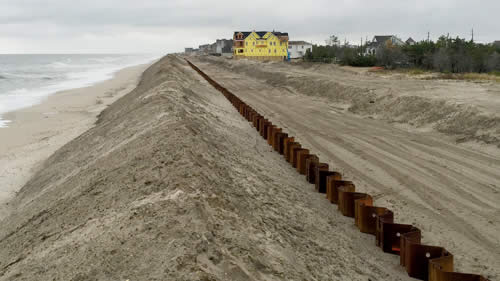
0,54,160,127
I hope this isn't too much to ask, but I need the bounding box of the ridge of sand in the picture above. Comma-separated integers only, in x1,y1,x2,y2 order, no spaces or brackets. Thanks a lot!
0,63,151,220
0,55,497,280
0,55,418,280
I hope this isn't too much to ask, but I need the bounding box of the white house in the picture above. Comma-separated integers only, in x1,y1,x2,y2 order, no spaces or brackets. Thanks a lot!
288,41,313,59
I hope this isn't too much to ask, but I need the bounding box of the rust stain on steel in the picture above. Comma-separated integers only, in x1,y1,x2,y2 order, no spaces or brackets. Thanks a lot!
267,125,276,145
283,137,295,161
291,146,305,168
295,150,310,174
185,59,491,281
305,156,320,184
287,143,302,165
274,132,288,153
270,127,282,149
327,180,353,204
355,197,392,235
338,189,369,218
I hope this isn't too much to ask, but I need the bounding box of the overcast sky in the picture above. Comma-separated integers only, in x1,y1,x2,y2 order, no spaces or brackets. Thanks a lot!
0,0,498,54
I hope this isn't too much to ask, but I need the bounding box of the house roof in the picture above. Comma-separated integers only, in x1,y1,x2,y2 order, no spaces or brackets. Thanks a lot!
374,36,394,43
234,31,288,40
233,32,252,39
273,31,289,37
406,37,416,44
289,41,312,46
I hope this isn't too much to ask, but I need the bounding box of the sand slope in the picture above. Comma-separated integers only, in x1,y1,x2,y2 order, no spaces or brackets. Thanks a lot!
0,55,421,280
191,56,500,280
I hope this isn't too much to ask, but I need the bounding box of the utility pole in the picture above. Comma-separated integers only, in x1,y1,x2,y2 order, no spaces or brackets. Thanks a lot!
427,31,430,42
361,37,363,55
471,28,474,42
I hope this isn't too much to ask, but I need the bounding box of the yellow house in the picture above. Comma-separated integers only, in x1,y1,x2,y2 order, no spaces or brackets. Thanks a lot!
233,31,289,61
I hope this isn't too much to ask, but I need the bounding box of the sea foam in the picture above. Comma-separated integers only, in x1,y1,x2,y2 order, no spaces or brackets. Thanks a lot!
0,54,159,128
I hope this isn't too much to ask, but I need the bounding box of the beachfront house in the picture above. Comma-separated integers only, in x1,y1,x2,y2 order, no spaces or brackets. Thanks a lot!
215,39,233,56
233,31,289,61
288,41,313,59
365,35,405,56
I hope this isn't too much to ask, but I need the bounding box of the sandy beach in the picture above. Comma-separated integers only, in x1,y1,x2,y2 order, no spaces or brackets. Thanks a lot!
0,63,150,220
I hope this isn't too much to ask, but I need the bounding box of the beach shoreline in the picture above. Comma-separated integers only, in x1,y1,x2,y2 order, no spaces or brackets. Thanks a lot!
0,62,152,220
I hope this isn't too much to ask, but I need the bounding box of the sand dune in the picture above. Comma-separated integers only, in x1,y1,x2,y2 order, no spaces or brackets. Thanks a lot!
0,55,418,280
0,55,497,280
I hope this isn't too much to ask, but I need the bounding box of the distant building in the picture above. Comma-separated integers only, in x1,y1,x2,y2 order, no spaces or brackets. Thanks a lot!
406,37,416,45
233,31,289,61
288,41,313,59
199,44,210,54
493,41,500,48
215,39,233,56
365,35,405,55
184,48,194,53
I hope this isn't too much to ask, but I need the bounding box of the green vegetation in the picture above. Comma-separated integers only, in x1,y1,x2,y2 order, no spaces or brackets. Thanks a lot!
304,35,500,74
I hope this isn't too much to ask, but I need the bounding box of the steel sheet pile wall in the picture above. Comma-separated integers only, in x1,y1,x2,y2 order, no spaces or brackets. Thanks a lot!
185,59,490,281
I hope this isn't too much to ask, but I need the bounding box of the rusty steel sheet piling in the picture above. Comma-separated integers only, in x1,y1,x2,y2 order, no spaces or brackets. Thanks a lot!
267,125,276,145
261,120,270,139
316,170,338,194
305,156,320,184
283,137,295,161
327,180,354,204
287,143,301,164
377,219,420,255
290,146,305,168
313,163,329,193
355,197,393,235
274,132,287,152
185,59,491,281
338,190,370,218
270,127,282,149
295,149,310,174
276,133,289,154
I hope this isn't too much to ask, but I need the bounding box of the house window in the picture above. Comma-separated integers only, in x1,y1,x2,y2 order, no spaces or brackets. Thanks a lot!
268,49,271,53
246,42,248,46
274,49,277,53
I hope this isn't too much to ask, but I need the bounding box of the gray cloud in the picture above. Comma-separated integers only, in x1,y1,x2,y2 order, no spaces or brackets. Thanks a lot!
0,0,498,53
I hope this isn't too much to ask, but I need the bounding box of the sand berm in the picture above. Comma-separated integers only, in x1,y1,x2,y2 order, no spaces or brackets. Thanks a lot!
0,55,496,280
